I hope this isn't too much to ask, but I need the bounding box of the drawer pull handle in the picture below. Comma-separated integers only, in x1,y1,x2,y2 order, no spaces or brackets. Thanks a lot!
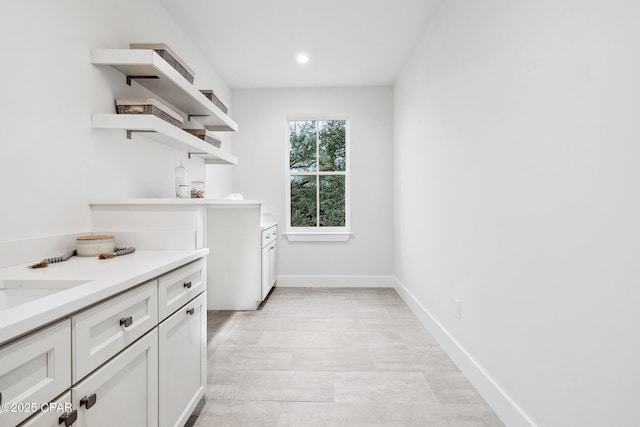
187,307,195,315
80,394,97,409
184,281,192,289
59,409,78,426
119,316,133,327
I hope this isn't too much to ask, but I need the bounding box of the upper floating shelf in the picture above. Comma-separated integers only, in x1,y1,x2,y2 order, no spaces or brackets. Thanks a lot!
91,49,238,132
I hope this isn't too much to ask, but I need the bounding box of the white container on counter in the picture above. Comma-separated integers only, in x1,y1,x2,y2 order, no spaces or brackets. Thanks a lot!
177,184,192,198
76,235,115,257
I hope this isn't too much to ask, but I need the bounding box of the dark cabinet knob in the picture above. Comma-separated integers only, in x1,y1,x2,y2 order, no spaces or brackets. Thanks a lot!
80,394,97,409
183,281,192,289
119,316,133,327
187,307,195,315
59,409,78,426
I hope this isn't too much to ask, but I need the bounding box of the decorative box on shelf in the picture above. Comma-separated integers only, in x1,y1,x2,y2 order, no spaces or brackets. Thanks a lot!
184,129,222,148
130,42,195,83
199,90,228,114
115,98,183,128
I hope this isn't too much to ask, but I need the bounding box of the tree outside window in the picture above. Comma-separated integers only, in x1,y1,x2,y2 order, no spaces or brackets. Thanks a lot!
288,120,348,229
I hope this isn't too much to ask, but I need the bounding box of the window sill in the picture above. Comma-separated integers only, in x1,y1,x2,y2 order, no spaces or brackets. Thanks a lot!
284,232,353,242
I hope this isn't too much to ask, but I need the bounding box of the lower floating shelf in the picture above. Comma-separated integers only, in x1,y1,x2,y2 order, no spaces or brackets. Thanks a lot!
91,114,238,165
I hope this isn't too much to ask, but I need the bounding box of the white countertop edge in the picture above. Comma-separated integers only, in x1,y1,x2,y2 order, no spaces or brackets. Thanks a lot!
261,221,278,230
89,198,262,206
0,248,208,346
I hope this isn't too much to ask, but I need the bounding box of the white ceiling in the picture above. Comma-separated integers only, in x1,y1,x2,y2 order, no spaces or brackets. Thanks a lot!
158,0,439,89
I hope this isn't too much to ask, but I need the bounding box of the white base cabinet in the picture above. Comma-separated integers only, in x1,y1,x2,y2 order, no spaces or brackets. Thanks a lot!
261,225,278,301
0,320,71,427
72,330,158,427
18,392,73,427
72,280,158,382
159,292,206,427
2,257,207,427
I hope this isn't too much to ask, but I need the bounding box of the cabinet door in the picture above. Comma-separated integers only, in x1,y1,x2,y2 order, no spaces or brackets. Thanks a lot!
72,329,158,427
18,391,74,427
261,245,270,301
269,242,277,287
0,320,71,427
158,292,206,427
72,280,158,382
158,258,205,321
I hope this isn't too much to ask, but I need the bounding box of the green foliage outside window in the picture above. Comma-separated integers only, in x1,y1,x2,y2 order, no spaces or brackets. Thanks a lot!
290,120,347,228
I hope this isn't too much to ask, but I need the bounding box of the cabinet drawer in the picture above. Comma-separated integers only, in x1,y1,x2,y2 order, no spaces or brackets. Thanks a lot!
72,281,158,382
0,320,71,427
159,292,206,427
72,330,158,427
18,391,73,427
158,258,205,321
261,225,277,248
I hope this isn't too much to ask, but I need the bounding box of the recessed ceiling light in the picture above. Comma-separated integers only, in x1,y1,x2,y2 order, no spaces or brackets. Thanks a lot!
296,53,309,64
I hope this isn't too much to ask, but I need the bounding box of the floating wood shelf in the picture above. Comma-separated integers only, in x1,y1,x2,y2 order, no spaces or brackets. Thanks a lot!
91,114,238,165
91,49,237,131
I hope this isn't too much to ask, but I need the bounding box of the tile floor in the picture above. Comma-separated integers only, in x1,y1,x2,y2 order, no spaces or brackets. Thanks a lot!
188,287,504,427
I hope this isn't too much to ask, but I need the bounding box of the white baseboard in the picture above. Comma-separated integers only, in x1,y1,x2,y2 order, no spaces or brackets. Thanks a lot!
393,277,537,427
276,275,394,288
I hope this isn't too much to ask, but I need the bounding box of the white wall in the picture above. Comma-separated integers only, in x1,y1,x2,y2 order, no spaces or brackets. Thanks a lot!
232,88,394,283
0,0,233,244
394,1,640,426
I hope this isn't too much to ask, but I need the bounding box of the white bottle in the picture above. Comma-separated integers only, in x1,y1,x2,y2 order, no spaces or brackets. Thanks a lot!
175,161,187,197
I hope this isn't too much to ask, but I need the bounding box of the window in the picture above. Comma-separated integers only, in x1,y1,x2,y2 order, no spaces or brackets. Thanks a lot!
286,119,350,240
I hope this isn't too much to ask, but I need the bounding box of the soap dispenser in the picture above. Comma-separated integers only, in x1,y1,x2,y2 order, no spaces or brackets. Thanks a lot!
175,161,187,197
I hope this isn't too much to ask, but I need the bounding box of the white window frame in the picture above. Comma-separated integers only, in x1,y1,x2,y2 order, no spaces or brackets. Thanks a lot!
285,116,352,242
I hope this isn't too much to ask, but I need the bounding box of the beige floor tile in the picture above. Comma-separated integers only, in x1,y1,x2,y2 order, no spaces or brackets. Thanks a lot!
439,403,505,426
259,330,335,348
333,371,437,404
370,347,452,371
278,402,442,427
210,347,293,370
331,330,406,349
192,400,282,427
208,368,334,402
291,348,375,371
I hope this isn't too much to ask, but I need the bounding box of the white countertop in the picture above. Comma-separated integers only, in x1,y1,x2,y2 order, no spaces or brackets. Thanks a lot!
261,220,278,230
90,198,262,206
0,249,208,346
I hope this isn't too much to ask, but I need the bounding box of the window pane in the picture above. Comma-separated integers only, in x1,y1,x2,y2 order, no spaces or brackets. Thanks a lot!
319,175,345,227
318,120,346,172
290,175,317,227
289,121,317,172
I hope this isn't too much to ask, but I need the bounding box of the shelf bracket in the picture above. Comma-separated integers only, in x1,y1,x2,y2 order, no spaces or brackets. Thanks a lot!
126,75,160,86
187,114,209,122
126,130,156,139
188,152,207,159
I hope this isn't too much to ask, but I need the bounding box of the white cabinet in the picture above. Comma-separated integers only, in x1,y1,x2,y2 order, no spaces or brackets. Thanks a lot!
72,330,158,427
206,205,277,310
18,392,73,427
158,259,205,321
2,256,206,427
261,225,278,300
0,320,71,427
158,292,206,427
72,281,158,382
